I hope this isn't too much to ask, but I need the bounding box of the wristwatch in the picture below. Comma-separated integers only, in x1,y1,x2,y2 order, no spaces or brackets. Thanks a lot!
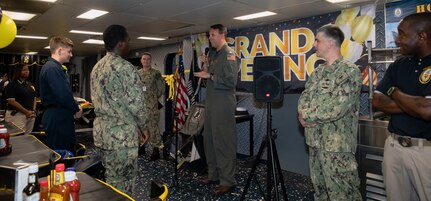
387,86,396,97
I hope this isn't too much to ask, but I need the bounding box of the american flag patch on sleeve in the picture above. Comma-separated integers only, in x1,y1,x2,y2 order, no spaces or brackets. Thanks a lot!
227,51,235,61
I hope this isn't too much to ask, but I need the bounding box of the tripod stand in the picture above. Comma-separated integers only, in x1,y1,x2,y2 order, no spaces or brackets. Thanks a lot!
240,102,288,201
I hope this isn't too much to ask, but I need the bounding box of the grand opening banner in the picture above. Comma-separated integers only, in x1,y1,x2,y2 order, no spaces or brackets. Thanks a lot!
192,5,375,94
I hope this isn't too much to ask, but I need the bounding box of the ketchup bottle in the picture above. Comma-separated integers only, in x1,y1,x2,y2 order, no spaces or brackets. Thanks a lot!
39,180,49,201
0,125,11,156
65,169,80,201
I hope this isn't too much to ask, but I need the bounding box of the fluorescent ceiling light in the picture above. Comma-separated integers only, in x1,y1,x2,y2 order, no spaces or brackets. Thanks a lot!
2,10,36,21
44,46,50,49
137,36,167,41
70,30,103,35
36,0,57,2
325,0,350,3
77,9,108,19
233,11,277,20
83,39,104,45
16,35,48,39
26,52,38,55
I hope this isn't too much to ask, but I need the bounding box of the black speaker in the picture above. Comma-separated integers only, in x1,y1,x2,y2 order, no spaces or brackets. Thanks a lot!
253,56,283,102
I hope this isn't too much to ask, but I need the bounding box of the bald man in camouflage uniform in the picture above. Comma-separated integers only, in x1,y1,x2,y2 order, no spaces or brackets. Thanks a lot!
138,52,165,160
298,25,362,200
91,25,148,196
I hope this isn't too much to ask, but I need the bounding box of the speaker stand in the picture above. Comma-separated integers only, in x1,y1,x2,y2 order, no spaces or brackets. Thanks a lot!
240,102,288,201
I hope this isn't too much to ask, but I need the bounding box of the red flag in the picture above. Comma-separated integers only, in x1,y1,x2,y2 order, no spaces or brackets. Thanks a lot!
174,54,189,131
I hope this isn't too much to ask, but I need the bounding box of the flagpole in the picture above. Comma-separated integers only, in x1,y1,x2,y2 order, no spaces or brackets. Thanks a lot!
172,47,181,187
172,46,187,188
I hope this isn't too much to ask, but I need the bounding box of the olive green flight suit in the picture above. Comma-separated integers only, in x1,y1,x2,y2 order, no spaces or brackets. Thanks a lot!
204,43,239,187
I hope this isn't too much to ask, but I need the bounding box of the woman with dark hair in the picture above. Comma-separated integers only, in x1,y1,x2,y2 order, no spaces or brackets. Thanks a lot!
4,64,37,134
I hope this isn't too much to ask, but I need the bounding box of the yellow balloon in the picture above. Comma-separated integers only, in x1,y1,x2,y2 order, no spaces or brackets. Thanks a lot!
351,15,373,44
335,7,360,26
0,14,17,48
341,39,363,62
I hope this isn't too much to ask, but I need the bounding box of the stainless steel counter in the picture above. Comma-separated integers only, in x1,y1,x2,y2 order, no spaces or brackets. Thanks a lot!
357,118,390,201
358,118,390,148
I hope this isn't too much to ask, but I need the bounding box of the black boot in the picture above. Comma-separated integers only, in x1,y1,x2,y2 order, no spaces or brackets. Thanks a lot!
139,145,146,156
150,148,160,161
162,147,169,159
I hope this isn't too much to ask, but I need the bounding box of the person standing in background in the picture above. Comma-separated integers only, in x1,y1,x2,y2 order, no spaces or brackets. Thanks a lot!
91,24,148,196
138,52,165,161
298,25,362,201
40,36,82,151
194,24,239,196
0,74,9,110
372,12,431,201
4,64,36,134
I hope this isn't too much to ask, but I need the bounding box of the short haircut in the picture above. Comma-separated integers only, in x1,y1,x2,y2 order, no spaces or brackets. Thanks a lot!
317,25,345,47
12,63,29,81
141,52,152,59
210,24,227,36
49,36,73,53
103,25,129,51
403,12,431,36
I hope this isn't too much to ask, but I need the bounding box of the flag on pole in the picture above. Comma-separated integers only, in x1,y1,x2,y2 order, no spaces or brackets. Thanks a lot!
174,53,189,131
187,49,199,106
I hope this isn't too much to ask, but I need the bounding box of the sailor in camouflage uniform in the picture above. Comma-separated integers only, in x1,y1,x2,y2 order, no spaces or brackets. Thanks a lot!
298,25,362,201
138,52,165,160
90,25,148,196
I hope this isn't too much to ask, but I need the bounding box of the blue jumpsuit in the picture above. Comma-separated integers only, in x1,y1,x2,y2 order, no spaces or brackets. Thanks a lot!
40,58,79,151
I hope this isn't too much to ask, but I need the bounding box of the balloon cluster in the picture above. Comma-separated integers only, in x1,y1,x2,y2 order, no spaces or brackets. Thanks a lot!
0,13,17,48
335,5,375,63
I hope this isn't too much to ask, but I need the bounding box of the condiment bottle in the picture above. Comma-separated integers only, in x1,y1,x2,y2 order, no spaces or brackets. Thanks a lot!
64,169,80,201
49,164,70,201
23,164,40,201
39,180,49,201
0,125,11,156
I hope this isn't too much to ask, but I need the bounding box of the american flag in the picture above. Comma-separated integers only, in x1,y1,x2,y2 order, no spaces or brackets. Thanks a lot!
174,54,189,131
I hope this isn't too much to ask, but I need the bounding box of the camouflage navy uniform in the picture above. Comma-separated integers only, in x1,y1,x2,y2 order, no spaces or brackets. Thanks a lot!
204,43,239,187
138,67,165,148
90,52,147,196
298,58,362,201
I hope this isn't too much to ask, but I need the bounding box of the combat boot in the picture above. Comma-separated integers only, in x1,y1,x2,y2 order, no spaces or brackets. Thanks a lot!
138,145,146,156
150,147,160,161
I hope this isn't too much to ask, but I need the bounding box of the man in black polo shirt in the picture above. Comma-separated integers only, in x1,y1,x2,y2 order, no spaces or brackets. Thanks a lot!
372,12,431,201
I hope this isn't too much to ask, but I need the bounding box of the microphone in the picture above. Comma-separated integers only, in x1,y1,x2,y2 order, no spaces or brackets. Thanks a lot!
201,47,210,68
